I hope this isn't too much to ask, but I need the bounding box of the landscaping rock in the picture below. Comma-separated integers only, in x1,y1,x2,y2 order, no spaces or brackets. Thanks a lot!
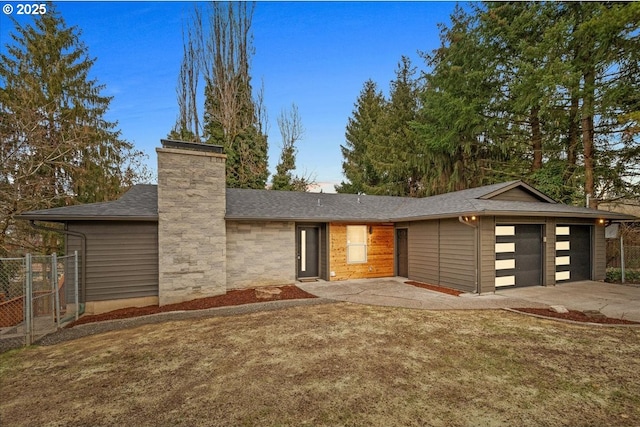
255,287,282,300
550,305,569,314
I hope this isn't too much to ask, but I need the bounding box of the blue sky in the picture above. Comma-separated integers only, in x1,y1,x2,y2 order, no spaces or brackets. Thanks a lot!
1,1,457,192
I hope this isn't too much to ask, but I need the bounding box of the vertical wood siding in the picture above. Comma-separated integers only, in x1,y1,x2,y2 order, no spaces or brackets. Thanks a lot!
67,221,158,302
329,223,394,280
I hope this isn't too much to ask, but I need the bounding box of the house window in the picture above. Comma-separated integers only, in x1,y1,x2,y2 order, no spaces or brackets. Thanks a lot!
347,225,367,263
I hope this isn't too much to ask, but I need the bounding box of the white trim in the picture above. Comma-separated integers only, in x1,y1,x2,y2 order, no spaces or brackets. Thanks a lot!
556,271,571,281
495,225,515,236
556,226,570,236
555,256,570,266
495,242,515,253
495,259,515,270
555,241,570,251
495,276,516,287
300,230,306,272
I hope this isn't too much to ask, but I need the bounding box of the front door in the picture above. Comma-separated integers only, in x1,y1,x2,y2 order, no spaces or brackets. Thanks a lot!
396,229,408,277
297,226,319,278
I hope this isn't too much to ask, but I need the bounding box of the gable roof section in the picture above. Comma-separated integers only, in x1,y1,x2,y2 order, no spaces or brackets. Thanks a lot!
16,180,635,223
478,180,556,203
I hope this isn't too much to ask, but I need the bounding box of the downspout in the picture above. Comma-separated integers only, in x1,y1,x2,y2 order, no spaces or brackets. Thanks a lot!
458,216,480,294
30,221,86,315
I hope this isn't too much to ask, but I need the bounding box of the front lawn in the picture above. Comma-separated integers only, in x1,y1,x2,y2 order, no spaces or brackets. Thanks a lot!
1,303,639,426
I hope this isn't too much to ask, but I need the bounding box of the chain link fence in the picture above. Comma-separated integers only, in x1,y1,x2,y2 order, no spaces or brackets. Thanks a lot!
607,224,640,284
0,252,80,352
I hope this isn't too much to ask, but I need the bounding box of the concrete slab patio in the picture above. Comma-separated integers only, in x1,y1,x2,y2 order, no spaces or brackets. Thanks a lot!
297,277,640,322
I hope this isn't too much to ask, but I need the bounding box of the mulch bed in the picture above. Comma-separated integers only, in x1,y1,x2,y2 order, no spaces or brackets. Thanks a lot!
405,281,463,296
512,307,640,325
66,285,317,328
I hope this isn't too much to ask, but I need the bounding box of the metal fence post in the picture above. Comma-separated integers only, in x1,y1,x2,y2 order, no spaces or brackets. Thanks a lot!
25,253,32,346
52,253,60,327
74,251,79,321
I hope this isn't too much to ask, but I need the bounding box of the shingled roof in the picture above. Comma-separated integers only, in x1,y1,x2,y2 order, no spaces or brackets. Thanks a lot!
17,184,158,221
17,180,634,222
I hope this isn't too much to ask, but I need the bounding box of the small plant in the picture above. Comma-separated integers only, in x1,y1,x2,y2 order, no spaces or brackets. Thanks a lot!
606,268,640,284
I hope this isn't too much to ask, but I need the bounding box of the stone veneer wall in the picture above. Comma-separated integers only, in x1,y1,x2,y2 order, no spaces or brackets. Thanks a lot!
226,221,296,289
156,147,227,305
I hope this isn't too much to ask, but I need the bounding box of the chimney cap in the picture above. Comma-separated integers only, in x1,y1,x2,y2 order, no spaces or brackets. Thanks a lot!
161,139,224,154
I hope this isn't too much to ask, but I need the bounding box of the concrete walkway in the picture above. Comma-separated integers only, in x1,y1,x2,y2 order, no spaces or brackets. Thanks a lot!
297,277,640,322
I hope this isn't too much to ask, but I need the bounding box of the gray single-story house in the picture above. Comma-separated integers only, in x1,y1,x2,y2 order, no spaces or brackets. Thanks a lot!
18,140,634,314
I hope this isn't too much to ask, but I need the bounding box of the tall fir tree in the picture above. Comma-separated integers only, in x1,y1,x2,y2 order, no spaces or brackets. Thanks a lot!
370,56,423,196
0,5,148,255
413,1,640,202
336,80,387,194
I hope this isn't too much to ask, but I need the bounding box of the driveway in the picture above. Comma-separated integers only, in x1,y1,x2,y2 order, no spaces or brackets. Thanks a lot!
496,280,640,322
297,277,640,322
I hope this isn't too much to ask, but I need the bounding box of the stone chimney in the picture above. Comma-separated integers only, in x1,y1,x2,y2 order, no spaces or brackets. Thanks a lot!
156,140,227,305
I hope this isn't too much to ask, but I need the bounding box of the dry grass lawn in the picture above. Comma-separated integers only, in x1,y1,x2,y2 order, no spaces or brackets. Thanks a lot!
1,303,640,427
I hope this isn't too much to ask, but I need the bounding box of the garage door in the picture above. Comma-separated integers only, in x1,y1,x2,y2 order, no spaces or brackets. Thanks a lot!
555,225,591,282
495,224,543,288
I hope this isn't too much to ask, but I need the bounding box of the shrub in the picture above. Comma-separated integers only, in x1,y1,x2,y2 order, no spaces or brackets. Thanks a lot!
606,268,640,284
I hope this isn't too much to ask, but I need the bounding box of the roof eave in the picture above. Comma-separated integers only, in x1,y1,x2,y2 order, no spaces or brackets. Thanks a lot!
15,215,159,222
224,215,392,223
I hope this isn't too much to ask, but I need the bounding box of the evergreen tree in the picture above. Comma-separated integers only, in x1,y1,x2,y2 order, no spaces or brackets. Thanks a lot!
414,1,640,202
0,5,148,255
372,57,423,196
415,6,500,195
336,80,387,194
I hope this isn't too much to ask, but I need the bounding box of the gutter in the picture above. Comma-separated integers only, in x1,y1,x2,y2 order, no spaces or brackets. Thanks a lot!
29,221,87,313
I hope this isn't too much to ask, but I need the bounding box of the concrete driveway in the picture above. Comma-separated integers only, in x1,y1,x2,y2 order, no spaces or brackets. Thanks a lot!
496,280,640,322
297,277,640,322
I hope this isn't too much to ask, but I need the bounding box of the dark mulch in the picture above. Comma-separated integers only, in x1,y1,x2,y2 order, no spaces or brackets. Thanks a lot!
405,281,463,296
513,307,640,325
67,286,317,328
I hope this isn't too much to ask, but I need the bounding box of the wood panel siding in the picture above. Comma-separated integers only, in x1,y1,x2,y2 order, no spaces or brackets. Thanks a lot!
489,187,546,202
478,216,495,294
67,221,158,302
407,221,439,284
439,219,476,292
329,223,394,280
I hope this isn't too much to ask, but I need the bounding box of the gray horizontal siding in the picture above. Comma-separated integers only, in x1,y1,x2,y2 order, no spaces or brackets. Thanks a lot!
407,221,439,284
407,219,476,293
67,221,158,301
439,219,476,292
490,187,543,202
479,216,495,294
